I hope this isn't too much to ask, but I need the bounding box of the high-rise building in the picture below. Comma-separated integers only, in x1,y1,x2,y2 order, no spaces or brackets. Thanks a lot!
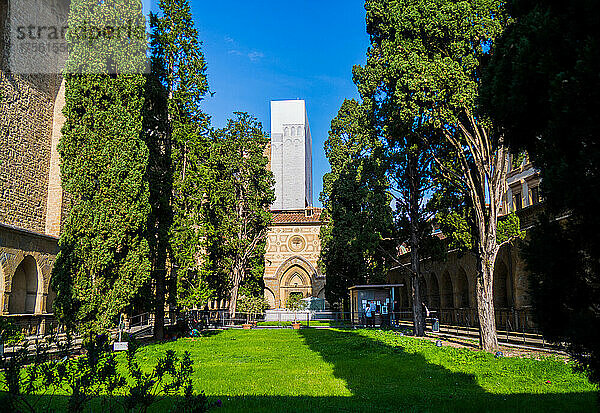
270,100,313,210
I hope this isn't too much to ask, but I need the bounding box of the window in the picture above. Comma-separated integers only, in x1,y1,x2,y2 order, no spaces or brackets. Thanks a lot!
530,186,540,205
513,192,522,211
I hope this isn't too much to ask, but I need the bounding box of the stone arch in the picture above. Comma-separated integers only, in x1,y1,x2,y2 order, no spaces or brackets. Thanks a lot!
8,255,40,314
441,271,454,308
428,273,441,309
264,287,276,310
291,126,295,136
283,266,310,287
284,127,289,137
275,256,317,307
494,259,513,308
275,255,318,283
454,266,470,308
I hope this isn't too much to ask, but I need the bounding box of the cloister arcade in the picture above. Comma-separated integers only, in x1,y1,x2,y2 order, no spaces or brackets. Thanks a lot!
388,244,530,328
1,254,55,315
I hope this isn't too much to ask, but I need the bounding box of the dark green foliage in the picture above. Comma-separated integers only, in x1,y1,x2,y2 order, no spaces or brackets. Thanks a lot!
148,0,211,316
0,317,23,346
483,0,600,384
0,336,212,412
320,99,394,307
524,217,600,385
203,113,274,315
53,0,151,334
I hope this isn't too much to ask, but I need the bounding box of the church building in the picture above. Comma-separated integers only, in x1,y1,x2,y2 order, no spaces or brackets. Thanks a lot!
263,100,326,309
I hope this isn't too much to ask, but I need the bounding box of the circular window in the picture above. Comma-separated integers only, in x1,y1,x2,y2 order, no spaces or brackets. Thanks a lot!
288,235,306,252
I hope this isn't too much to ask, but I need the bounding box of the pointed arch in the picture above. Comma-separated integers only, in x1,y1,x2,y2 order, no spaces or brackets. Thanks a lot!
275,255,318,284
454,266,470,308
494,259,513,308
441,271,453,308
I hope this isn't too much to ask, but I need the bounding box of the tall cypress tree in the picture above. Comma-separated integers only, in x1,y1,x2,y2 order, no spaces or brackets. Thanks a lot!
320,99,394,309
148,0,210,337
52,0,151,333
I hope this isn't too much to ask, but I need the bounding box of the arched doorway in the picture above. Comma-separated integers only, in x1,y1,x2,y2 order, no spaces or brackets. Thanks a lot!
494,260,513,308
429,273,441,310
441,271,454,308
9,256,39,314
455,267,470,308
279,264,312,307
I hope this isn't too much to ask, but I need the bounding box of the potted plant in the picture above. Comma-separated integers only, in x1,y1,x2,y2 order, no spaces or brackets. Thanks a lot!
286,294,306,330
237,294,268,330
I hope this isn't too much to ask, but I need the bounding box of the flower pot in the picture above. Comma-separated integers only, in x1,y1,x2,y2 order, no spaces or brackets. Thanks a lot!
242,323,253,330
292,322,301,330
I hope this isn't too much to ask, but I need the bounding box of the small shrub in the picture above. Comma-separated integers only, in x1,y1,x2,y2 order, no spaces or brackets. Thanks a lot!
0,334,217,412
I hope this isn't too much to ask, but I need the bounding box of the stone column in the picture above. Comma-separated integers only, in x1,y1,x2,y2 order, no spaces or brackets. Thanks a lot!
45,80,66,237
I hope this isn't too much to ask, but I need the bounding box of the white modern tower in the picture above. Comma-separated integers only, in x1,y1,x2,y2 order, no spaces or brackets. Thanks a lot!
270,100,313,210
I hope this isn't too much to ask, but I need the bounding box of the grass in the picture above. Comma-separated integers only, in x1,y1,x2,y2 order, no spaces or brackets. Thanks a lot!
2,328,597,412
133,328,597,412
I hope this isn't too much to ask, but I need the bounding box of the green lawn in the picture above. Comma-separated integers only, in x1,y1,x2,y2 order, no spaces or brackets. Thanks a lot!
132,328,597,413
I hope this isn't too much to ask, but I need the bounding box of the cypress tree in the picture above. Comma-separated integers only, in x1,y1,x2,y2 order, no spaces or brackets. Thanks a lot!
148,0,210,336
52,0,151,333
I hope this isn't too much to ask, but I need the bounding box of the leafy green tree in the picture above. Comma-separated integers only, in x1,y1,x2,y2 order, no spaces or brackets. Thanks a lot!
203,113,274,317
52,0,151,334
355,0,523,350
320,99,394,309
354,37,446,336
482,0,600,383
148,0,210,336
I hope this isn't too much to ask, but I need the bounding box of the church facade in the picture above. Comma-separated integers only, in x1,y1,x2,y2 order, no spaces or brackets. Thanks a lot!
263,100,325,309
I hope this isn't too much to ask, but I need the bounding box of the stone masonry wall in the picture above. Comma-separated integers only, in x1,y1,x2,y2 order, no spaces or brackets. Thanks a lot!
0,1,62,234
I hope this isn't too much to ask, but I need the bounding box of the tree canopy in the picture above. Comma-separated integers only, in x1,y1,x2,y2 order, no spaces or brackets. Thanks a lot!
483,0,600,384
319,99,394,308
203,112,274,316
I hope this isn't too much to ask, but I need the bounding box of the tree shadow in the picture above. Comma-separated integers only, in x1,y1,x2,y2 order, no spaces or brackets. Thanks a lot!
291,328,597,413
1,329,597,412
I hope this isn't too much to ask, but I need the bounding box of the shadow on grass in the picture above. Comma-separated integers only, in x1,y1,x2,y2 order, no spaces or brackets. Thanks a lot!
2,329,597,412
289,329,596,413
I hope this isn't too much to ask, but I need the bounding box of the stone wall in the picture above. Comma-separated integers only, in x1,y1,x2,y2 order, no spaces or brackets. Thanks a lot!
0,0,65,235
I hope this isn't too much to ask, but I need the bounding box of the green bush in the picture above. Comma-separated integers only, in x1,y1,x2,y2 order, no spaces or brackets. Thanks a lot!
0,334,216,412
0,317,24,346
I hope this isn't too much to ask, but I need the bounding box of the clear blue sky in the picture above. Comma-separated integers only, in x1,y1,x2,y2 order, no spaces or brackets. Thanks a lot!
189,1,370,207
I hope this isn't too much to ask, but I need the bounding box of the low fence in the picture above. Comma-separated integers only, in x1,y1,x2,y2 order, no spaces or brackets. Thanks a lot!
1,308,552,355
182,308,551,349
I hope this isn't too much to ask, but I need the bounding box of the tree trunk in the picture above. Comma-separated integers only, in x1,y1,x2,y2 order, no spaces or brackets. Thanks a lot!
475,246,499,352
229,264,242,319
408,152,425,336
410,240,424,337
154,271,165,340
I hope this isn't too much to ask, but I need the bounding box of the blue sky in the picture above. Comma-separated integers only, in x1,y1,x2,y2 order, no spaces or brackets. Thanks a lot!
186,1,370,207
